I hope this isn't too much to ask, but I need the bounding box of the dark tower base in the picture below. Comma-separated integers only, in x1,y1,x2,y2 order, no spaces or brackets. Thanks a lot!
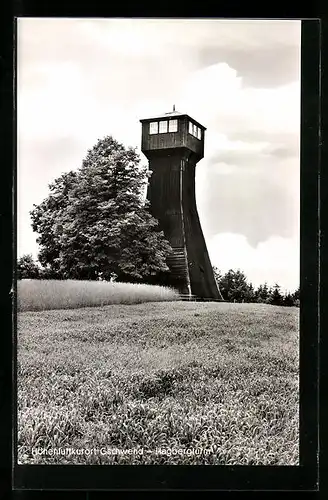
146,148,222,300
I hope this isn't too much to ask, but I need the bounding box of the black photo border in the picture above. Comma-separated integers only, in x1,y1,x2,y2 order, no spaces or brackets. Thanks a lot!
4,13,322,493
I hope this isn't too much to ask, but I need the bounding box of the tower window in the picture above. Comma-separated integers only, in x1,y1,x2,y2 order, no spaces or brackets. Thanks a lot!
169,119,178,132
188,121,202,140
159,120,168,133
149,122,158,134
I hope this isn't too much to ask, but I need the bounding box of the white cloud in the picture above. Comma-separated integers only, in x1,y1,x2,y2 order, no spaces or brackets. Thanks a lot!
177,61,300,135
207,232,300,291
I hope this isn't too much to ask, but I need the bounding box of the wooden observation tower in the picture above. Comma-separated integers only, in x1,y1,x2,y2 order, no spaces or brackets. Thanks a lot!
140,107,223,300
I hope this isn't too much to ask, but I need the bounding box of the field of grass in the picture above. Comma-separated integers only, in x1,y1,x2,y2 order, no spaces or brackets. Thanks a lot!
17,301,299,465
17,279,179,312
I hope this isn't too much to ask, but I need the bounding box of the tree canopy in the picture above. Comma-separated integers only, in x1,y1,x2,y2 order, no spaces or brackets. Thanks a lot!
17,254,40,279
30,136,172,282
214,268,255,303
213,267,299,307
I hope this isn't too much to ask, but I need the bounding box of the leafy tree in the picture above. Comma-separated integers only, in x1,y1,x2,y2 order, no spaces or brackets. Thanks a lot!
17,254,40,279
213,266,300,307
283,292,295,307
30,136,172,283
255,282,271,303
30,170,79,276
38,266,63,280
293,286,300,300
269,283,284,306
292,286,300,307
218,269,253,303
245,282,256,303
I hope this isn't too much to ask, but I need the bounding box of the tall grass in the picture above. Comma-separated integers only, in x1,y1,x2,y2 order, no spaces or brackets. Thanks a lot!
17,279,179,312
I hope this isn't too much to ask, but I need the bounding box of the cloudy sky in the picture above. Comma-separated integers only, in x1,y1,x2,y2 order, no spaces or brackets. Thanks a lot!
17,18,301,291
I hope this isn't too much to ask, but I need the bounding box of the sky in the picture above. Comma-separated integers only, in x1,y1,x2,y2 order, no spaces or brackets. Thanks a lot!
17,18,301,291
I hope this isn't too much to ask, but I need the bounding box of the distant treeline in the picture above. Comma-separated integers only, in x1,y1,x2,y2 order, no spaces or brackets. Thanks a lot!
17,254,299,308
213,267,299,307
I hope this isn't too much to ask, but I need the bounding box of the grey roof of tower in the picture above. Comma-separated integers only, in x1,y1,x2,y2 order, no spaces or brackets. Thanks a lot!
139,110,207,130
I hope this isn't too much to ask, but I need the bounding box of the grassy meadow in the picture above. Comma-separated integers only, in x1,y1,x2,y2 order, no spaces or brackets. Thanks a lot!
17,292,299,465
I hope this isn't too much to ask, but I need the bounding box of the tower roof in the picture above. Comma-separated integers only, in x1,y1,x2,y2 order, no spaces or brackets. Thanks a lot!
163,110,184,117
140,109,206,130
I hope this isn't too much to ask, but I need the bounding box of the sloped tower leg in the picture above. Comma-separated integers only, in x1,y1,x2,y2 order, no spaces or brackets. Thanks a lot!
181,154,223,299
146,152,190,295
146,151,223,300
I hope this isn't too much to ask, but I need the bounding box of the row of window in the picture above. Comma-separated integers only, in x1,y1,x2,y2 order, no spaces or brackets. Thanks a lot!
149,120,178,134
189,122,202,140
149,120,202,140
